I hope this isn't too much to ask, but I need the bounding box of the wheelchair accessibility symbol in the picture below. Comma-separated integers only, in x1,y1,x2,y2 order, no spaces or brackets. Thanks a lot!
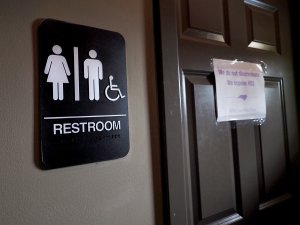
105,75,125,102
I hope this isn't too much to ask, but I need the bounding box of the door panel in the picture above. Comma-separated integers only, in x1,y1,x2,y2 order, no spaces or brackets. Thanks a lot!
257,78,290,209
158,0,299,224
180,0,230,44
244,0,281,53
183,71,243,224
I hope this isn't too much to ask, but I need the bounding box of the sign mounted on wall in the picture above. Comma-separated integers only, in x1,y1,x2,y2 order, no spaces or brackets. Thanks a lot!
213,58,266,122
38,19,129,169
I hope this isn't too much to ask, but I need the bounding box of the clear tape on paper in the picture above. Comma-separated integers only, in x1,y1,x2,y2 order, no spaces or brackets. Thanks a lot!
211,58,267,125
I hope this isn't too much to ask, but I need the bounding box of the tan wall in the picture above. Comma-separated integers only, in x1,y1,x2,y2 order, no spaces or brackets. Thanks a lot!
0,0,163,224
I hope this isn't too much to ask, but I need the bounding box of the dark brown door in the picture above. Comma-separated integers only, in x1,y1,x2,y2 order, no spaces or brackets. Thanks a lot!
157,0,299,224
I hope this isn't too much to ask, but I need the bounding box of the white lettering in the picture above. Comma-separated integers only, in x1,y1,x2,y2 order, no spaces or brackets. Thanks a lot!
79,122,87,132
113,121,121,130
72,123,80,133
105,121,112,131
63,123,71,134
53,120,122,134
53,124,62,135
96,121,104,131
88,122,96,132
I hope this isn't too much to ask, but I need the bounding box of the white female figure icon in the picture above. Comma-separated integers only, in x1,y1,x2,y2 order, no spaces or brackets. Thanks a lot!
44,45,71,100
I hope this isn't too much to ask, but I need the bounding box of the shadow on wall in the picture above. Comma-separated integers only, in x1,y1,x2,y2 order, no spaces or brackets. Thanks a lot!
32,19,44,170
144,0,165,224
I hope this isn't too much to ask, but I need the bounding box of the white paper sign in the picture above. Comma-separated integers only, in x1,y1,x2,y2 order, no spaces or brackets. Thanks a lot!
213,58,266,122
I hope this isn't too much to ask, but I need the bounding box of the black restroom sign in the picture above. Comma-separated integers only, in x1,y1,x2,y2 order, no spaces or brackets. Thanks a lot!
38,19,129,169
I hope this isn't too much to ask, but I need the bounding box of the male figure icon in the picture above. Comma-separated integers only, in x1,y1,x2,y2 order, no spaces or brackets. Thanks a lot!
84,50,103,101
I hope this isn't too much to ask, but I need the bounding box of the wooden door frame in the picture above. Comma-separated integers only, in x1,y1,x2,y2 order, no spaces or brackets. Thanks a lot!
289,0,300,202
154,0,192,224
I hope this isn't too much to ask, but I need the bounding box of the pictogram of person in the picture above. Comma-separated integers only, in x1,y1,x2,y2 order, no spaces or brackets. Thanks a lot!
105,75,125,101
44,45,71,100
84,49,103,101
